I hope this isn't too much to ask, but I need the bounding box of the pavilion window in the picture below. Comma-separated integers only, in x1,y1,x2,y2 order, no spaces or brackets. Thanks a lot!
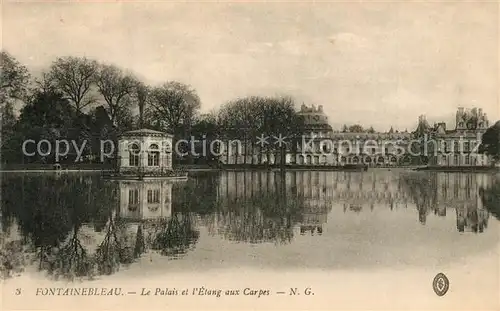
148,144,160,166
129,143,140,167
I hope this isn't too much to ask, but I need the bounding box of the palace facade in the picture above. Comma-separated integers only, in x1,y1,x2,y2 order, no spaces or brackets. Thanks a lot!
219,105,493,167
220,104,413,166
416,107,491,167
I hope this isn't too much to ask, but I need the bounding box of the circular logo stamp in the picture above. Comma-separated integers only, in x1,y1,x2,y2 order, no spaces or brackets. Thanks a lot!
432,273,450,296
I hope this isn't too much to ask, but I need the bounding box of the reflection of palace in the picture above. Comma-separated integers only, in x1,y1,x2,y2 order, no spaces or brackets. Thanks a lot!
435,173,490,232
217,171,492,234
117,180,172,221
216,171,414,234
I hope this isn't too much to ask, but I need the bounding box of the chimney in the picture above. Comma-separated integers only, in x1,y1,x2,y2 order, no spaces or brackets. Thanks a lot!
318,105,323,112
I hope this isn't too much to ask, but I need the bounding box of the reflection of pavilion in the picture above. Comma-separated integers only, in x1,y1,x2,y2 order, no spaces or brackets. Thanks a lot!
118,180,173,221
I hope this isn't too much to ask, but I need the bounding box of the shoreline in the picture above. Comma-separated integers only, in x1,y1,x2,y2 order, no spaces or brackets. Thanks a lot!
1,166,498,173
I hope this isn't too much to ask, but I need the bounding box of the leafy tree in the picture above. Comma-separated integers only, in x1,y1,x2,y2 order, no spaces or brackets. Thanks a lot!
348,124,364,133
366,126,375,133
479,121,500,164
0,101,17,162
341,124,348,133
13,88,78,163
18,88,76,129
0,51,30,103
0,52,30,163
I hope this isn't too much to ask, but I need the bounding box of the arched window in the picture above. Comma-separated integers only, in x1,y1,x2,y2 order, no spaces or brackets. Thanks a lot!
129,143,140,166
148,144,160,166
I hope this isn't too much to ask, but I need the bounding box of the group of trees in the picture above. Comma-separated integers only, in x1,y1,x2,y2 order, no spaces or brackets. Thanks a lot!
1,51,309,165
0,51,207,164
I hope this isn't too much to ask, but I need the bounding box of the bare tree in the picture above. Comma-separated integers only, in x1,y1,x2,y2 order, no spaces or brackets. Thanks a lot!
135,81,149,129
48,56,98,113
95,64,137,126
147,82,201,134
218,95,304,166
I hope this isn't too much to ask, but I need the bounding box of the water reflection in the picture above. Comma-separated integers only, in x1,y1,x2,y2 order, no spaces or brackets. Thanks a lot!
1,170,499,281
401,172,491,232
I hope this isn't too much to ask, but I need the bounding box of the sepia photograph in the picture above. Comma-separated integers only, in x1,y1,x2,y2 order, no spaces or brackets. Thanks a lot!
1,1,499,310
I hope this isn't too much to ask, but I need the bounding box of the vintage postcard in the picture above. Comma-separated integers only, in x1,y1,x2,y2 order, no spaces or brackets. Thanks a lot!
1,1,499,310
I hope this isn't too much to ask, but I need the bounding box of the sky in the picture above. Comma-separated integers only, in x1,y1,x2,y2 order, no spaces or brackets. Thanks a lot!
2,1,499,131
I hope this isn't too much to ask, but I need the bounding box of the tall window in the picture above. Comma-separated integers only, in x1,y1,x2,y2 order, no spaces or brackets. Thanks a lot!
129,144,140,166
147,189,160,203
128,189,139,210
148,144,160,166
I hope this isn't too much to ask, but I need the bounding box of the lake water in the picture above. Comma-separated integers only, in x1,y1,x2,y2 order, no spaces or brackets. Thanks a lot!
1,170,499,310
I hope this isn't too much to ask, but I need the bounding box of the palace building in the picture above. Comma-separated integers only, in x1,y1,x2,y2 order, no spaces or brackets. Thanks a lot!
218,104,493,167
219,104,414,167
416,107,491,167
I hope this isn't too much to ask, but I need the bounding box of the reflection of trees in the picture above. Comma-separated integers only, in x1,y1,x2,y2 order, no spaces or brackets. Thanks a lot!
0,239,26,279
212,188,305,245
94,216,134,275
47,226,93,280
150,214,199,257
0,174,121,280
400,173,437,224
172,173,219,215
479,178,500,221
